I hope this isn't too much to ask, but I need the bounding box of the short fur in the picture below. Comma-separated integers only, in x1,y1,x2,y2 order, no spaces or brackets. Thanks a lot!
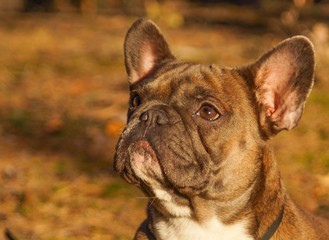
114,18,329,239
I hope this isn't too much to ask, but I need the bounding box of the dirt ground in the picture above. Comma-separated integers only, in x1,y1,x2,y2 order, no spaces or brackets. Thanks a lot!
0,5,328,239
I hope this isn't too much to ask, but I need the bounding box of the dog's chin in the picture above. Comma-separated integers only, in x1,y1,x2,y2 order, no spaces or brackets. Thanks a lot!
121,140,192,217
139,180,193,218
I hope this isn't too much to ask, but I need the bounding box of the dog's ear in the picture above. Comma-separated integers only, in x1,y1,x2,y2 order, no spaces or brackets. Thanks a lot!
249,36,315,137
124,18,175,85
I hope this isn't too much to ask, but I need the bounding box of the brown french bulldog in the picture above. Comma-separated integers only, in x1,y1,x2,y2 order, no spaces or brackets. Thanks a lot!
114,18,329,239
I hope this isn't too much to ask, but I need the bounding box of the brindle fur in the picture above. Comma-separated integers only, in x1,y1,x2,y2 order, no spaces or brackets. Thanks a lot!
114,18,329,239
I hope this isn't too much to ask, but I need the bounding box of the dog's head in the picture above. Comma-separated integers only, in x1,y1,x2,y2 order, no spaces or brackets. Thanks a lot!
114,19,314,217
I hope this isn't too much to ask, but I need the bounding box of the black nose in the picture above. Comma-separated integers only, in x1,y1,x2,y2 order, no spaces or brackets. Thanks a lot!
140,108,169,126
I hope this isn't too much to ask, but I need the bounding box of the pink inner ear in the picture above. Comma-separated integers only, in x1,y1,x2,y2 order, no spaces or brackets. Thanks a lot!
130,44,156,84
270,90,300,130
256,51,301,131
139,44,155,77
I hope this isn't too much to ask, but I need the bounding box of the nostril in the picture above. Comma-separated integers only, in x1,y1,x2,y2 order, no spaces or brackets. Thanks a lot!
140,112,149,122
156,113,169,125
140,109,169,126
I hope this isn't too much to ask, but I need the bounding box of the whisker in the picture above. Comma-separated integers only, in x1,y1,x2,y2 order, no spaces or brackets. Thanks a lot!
148,197,157,209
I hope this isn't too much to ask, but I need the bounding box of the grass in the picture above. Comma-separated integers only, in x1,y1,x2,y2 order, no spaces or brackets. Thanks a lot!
102,180,136,199
310,89,329,113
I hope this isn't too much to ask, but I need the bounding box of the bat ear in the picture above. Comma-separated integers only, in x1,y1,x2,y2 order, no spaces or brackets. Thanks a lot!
250,36,315,137
124,18,175,85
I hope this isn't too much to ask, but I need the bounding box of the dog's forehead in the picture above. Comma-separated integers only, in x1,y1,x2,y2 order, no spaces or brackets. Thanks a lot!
138,63,247,106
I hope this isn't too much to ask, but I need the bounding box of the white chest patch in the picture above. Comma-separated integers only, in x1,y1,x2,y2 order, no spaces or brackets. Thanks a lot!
154,217,254,240
153,189,192,217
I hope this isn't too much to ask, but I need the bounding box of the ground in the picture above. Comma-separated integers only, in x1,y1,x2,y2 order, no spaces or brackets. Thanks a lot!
0,7,328,240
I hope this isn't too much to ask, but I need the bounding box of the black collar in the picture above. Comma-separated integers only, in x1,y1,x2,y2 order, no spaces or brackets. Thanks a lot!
260,205,285,240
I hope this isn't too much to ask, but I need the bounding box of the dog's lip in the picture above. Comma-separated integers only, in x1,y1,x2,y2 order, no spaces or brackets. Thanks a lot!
132,140,157,159
130,140,159,168
129,139,165,181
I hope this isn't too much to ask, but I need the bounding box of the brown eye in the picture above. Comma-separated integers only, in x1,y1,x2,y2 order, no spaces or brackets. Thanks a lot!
196,104,220,121
130,94,141,108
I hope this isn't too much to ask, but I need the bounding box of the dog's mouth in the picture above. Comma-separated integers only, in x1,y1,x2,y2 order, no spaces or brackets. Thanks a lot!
115,139,193,216
115,137,169,185
128,140,165,184
134,141,197,216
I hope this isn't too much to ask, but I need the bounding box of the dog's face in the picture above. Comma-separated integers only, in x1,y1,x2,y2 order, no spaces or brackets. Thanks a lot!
114,19,314,217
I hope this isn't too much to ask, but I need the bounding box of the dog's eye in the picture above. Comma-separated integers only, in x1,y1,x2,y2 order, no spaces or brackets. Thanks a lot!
196,104,220,121
130,93,141,108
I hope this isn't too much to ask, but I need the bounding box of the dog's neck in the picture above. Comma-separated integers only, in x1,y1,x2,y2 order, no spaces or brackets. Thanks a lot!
249,146,286,237
149,146,286,239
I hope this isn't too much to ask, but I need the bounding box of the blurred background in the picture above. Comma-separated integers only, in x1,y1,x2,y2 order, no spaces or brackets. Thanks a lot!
0,0,328,239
